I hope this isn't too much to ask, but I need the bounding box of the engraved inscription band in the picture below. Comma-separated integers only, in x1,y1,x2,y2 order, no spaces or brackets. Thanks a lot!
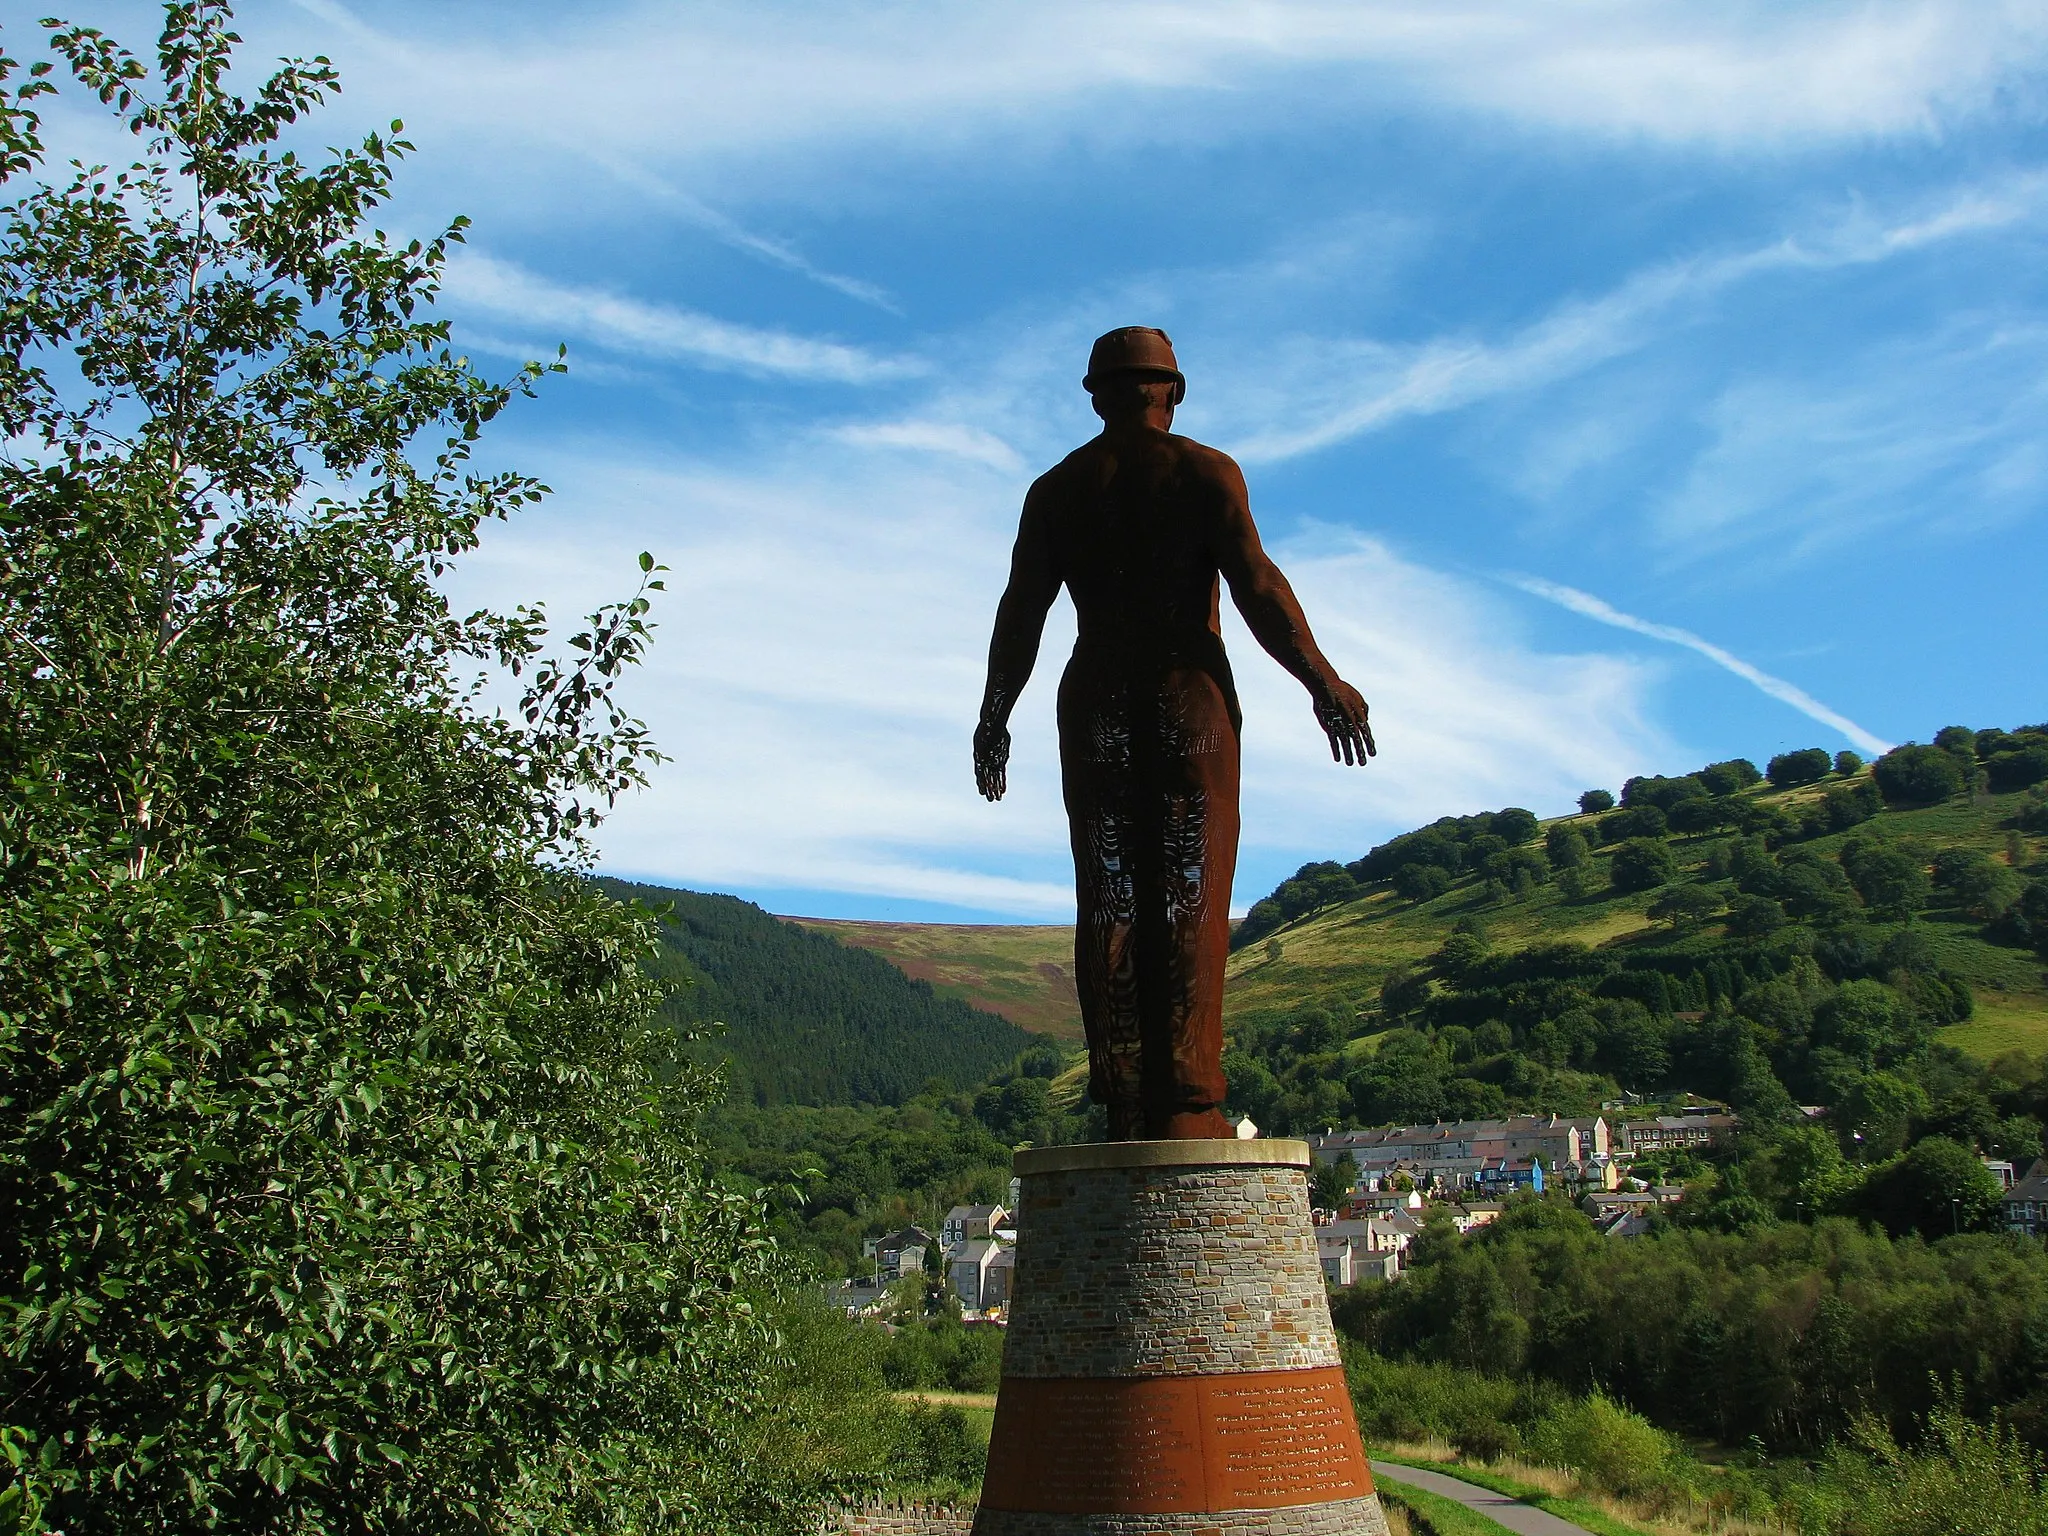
978,1365,1373,1515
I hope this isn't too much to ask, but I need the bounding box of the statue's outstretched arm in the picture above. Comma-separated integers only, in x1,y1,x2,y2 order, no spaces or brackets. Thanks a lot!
1211,458,1376,767
976,486,1061,800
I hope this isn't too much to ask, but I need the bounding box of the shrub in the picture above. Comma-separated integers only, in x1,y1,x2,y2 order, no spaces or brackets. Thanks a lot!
1491,807,1540,845
1621,774,1709,811
1395,863,1454,902
1698,758,1764,794
1822,779,1882,830
1988,744,2048,793
1669,795,1742,834
1521,1392,1676,1500
1600,804,1668,842
0,18,813,1530
1610,838,1678,893
1577,789,1615,815
1649,884,1723,930
1852,1136,2004,1238
1835,750,1864,776
1768,748,1835,787
1726,893,1787,937
1544,824,1590,870
1874,744,1966,804
1839,840,1931,919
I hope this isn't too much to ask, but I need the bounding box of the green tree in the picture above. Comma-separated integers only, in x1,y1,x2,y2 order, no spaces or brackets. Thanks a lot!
1544,822,1589,869
1767,748,1834,788
1648,884,1723,931
1852,1136,2004,1238
1834,749,1864,777
1577,788,1615,815
1491,807,1539,845
1310,1151,1359,1211
1873,743,1966,804
1609,837,1678,893
0,12,825,1532
1839,840,1931,919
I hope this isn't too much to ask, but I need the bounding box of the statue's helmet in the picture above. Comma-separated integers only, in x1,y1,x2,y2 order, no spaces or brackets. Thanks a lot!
1083,326,1185,403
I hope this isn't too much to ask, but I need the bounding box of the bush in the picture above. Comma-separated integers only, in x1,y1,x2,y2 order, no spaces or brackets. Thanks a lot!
1521,1392,1676,1499
1768,748,1835,787
1577,789,1615,815
0,19,811,1530
1822,779,1882,830
1835,750,1864,776
1611,838,1679,893
1839,840,1930,919
1874,744,1966,804
1600,804,1668,842
1698,758,1764,794
1726,893,1787,937
1492,807,1540,845
1669,795,1742,834
1852,1136,2004,1238
1989,744,2048,793
1395,863,1454,902
1544,824,1589,870
1621,774,1709,811
1802,1397,2048,1536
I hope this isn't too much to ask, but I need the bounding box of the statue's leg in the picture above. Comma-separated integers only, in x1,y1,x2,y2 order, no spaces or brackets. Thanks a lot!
1059,673,1143,1139
1140,669,1239,1140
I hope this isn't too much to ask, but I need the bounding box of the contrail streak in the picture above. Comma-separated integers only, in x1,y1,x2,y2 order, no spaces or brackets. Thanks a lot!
1512,577,1892,758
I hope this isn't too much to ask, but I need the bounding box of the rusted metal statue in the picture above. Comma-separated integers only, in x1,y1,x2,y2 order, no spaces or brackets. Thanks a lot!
975,327,1374,1141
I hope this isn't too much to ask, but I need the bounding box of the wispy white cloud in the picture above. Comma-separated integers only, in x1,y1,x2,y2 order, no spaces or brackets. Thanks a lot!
442,434,1676,917
826,420,1025,473
281,0,2048,175
1223,177,2048,464
1510,576,1892,757
1654,317,2048,563
441,251,919,383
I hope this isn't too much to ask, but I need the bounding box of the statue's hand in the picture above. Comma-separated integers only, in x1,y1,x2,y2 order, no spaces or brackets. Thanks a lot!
974,720,1012,801
1314,678,1375,767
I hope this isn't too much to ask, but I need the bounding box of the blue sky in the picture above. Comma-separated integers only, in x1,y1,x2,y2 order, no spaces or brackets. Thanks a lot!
42,2,2048,920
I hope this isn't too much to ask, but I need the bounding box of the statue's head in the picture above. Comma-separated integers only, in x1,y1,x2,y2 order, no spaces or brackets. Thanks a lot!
1083,326,1185,420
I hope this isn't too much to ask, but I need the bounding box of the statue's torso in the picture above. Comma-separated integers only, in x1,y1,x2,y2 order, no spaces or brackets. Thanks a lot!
1038,429,1230,675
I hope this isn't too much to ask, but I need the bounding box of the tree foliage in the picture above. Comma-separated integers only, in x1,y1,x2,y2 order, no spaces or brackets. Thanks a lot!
607,882,1041,1106
0,10,832,1531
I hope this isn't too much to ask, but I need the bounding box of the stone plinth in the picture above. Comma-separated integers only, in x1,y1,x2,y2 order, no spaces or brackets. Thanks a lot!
974,1141,1387,1536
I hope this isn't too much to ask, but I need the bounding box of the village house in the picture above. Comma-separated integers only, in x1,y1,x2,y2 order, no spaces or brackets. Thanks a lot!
1316,1212,1418,1286
2005,1159,2048,1238
862,1225,934,1283
1615,1110,1739,1155
941,1203,1007,1248
947,1237,1007,1310
1311,1115,1613,1182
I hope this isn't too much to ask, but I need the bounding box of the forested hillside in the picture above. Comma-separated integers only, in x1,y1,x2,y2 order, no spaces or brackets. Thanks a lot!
1219,728,2048,1146
789,918,1082,1042
603,880,1044,1105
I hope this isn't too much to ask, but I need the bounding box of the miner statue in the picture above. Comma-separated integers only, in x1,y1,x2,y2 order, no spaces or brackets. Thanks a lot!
975,326,1374,1141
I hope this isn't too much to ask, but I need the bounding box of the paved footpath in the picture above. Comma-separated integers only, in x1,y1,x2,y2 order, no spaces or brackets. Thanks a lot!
1370,1460,1596,1536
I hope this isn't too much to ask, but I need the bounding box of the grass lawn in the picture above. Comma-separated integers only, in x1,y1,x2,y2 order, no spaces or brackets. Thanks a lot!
1372,1478,1518,1536
1374,1454,1655,1536
1945,993,2048,1059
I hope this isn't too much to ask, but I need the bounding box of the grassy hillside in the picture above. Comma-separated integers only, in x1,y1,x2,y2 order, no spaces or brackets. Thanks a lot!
601,880,1044,1105
1226,776,2048,1059
787,919,1082,1044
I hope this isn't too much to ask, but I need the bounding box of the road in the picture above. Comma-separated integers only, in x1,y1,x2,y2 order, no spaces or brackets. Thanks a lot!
1370,1460,1597,1536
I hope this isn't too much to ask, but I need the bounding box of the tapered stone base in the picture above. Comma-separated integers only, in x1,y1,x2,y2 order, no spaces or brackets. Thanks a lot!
973,1141,1388,1536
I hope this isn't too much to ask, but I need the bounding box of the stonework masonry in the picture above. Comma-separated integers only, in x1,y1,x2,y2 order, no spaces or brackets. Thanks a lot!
977,1141,1387,1536
840,1504,975,1536
1003,1160,1337,1379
